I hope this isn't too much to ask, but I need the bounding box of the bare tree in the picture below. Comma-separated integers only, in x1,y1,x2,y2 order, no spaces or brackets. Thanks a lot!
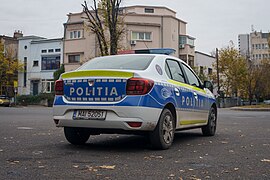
82,0,124,56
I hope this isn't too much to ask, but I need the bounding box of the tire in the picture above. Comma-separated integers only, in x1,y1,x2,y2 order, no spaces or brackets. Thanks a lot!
64,127,90,145
202,107,217,136
149,108,175,150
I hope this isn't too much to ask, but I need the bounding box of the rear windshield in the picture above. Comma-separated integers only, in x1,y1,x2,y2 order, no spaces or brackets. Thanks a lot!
78,55,155,70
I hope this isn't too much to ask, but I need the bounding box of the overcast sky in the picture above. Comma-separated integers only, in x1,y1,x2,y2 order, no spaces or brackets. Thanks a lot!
0,0,269,53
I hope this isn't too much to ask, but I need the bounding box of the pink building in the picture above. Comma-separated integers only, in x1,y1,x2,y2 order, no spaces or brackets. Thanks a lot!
63,5,195,71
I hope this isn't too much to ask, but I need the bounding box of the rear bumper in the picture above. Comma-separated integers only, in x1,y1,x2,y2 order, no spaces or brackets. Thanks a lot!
53,105,162,131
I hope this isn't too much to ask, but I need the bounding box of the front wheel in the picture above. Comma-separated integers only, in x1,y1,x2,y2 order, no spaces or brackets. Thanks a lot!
149,109,175,150
202,107,217,136
64,127,90,145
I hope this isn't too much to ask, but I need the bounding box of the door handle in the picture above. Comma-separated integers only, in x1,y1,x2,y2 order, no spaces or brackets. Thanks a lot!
193,92,198,99
174,88,180,96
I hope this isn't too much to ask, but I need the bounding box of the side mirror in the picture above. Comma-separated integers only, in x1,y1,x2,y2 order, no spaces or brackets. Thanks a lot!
204,81,213,92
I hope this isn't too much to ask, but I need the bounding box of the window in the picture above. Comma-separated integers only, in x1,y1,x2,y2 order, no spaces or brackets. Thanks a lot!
69,30,82,39
41,49,47,53
41,80,54,93
145,8,154,13
68,54,80,63
48,49,54,53
55,48,61,52
200,66,204,75
131,32,151,41
41,56,60,70
24,45,27,50
188,59,194,68
70,32,73,39
262,44,265,49
24,57,27,87
79,55,154,71
179,36,187,46
182,63,201,88
33,60,39,67
208,68,213,75
166,59,185,83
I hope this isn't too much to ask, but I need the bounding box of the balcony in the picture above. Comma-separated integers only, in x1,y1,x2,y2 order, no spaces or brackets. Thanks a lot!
179,35,195,49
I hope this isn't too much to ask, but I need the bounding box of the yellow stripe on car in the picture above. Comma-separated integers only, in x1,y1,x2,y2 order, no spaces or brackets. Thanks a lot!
168,79,206,94
180,120,207,125
62,70,134,79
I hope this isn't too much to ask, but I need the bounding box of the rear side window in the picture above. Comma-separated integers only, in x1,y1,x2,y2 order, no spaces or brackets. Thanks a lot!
79,55,155,70
166,59,185,83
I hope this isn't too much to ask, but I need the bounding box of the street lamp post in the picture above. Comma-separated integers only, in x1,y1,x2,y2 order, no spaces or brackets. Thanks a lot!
216,48,220,107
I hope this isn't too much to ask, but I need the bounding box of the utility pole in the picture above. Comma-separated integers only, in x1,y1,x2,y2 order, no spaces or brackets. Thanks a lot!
216,48,220,102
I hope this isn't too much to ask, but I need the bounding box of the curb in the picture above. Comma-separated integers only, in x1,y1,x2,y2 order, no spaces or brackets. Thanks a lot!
230,107,270,111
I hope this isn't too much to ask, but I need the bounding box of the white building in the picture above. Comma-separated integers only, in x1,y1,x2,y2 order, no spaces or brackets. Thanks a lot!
195,51,215,77
18,37,63,95
238,34,250,58
195,51,217,95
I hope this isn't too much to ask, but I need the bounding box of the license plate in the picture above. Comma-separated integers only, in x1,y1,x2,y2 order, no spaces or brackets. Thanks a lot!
73,110,107,120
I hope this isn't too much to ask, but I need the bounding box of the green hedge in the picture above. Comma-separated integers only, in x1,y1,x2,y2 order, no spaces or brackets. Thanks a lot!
17,93,54,106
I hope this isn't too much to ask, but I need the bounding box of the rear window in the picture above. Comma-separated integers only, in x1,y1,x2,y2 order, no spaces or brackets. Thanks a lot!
78,55,155,70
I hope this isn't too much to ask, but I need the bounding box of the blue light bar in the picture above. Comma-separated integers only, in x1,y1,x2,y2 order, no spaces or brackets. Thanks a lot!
134,48,176,55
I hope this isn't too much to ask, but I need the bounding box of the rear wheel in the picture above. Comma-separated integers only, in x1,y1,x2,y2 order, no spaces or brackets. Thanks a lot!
149,109,175,150
64,127,90,145
202,107,217,136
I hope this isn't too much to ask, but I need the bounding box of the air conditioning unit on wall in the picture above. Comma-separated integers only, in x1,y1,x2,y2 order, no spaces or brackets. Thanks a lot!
130,40,136,45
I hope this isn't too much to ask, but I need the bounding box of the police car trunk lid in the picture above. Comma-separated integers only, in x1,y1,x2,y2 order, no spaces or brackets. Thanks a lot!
61,70,134,102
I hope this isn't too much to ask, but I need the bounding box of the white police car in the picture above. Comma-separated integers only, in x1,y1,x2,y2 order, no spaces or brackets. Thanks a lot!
53,53,217,149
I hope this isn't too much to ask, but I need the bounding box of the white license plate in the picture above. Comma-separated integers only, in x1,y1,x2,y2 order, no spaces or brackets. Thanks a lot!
73,110,107,120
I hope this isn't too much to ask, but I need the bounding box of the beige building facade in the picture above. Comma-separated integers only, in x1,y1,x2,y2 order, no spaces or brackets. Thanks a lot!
250,32,269,63
238,31,270,64
63,6,195,72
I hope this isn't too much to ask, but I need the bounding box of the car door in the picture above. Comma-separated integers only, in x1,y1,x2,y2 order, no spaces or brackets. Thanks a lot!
180,63,209,125
165,59,199,129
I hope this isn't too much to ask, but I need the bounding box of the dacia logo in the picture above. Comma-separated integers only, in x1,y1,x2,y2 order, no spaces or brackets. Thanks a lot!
88,80,94,86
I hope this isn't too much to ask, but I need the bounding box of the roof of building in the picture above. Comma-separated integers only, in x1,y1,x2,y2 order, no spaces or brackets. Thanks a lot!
124,5,176,14
0,35,17,41
66,5,187,24
17,36,45,40
31,38,63,44
195,51,216,59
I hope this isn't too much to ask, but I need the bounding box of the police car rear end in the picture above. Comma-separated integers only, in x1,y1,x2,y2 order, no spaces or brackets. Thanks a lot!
53,53,217,149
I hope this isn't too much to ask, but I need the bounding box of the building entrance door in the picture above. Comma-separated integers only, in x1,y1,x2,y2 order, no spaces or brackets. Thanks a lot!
33,82,39,95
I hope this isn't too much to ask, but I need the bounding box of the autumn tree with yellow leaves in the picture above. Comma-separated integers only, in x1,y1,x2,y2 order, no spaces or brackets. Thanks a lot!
0,41,23,97
211,44,247,97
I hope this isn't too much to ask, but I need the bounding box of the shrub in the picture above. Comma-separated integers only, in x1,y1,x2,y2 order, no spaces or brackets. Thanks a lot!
17,93,54,106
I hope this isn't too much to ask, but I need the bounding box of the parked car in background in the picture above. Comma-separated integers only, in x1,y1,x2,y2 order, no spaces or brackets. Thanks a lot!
53,53,217,149
0,95,10,107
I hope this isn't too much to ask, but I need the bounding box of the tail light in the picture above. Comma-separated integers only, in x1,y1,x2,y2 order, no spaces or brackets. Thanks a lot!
126,78,154,95
55,79,64,95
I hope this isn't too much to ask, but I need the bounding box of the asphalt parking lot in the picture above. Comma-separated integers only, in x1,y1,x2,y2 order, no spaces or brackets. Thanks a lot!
0,107,269,179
